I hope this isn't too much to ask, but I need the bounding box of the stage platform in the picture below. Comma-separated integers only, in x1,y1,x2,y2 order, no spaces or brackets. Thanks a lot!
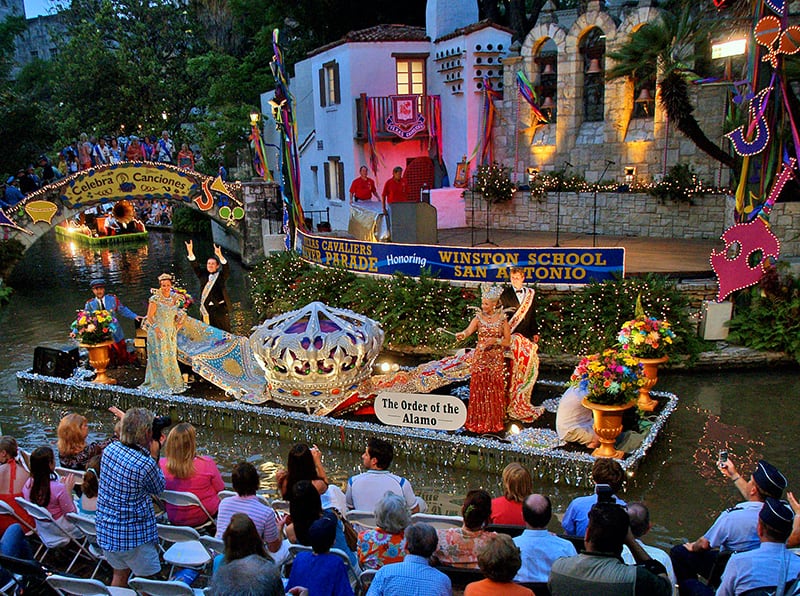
436,227,722,277
17,369,677,488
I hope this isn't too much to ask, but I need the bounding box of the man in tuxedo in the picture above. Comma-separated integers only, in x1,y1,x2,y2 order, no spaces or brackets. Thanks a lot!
500,266,542,423
500,266,538,342
185,240,231,332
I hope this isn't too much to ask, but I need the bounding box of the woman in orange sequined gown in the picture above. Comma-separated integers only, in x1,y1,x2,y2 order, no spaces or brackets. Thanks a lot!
456,284,511,434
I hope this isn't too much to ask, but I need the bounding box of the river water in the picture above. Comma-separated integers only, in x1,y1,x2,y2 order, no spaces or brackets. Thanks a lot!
2,229,799,552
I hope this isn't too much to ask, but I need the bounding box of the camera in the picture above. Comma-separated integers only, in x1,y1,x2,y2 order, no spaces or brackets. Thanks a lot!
152,415,172,442
718,450,728,467
595,483,614,504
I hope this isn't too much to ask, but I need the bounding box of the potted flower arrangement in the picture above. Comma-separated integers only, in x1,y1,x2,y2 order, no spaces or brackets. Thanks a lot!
569,348,644,459
69,309,118,384
617,315,676,411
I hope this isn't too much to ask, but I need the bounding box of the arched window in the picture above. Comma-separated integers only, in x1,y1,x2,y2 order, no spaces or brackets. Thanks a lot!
580,27,605,122
535,38,558,122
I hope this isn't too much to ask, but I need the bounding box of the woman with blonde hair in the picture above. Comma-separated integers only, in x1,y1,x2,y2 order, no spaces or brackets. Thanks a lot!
159,423,224,526
57,410,121,470
489,463,533,526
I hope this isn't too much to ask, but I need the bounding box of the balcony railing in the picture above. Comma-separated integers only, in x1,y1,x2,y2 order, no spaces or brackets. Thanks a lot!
355,94,439,141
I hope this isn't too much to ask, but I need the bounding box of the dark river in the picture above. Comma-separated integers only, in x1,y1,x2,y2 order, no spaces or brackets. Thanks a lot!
2,229,798,552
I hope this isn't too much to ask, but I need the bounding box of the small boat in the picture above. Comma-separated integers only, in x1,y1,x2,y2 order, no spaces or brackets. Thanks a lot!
56,200,149,245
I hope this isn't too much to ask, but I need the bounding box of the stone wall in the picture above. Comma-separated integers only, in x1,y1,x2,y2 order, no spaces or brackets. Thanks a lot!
241,180,281,266
465,190,800,256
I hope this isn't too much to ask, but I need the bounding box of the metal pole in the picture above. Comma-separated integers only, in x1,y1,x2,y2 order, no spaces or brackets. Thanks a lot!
593,159,614,248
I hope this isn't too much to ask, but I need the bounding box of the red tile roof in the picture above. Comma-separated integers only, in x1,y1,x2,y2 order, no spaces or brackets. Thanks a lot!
309,24,429,56
435,19,513,42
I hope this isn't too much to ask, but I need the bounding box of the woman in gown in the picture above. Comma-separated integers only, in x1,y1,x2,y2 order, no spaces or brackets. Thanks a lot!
140,273,187,394
456,283,510,434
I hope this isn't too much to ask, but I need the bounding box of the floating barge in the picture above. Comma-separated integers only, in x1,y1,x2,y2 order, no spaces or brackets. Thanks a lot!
16,370,677,488
55,221,148,245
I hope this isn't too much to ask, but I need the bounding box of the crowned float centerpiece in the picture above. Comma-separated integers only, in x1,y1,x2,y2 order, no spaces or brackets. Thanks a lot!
249,302,384,412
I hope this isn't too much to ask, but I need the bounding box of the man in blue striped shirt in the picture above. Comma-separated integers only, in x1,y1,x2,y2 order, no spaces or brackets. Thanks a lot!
367,523,451,595
96,408,165,587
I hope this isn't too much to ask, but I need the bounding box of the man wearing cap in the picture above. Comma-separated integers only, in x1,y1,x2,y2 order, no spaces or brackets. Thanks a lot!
670,457,787,591
2,176,24,207
85,279,143,365
713,498,800,596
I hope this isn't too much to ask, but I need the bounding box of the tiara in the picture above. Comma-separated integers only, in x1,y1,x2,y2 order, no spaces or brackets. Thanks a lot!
481,283,502,301
158,273,173,281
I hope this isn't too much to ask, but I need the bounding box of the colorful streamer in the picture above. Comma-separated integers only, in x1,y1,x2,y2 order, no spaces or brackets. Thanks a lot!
365,98,384,176
516,71,549,124
250,125,272,182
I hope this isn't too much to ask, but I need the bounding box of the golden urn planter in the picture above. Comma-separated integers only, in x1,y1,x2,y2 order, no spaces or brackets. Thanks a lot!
636,355,668,412
582,398,635,459
81,341,116,385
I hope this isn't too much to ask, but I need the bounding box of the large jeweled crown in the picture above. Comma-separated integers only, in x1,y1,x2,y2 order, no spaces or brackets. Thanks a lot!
249,302,384,411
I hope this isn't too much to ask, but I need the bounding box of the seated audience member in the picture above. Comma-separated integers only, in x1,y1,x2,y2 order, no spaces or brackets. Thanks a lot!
433,489,496,569
715,498,800,596
57,410,121,470
276,443,345,512
0,524,35,586
358,492,410,570
561,457,626,537
287,515,355,596
465,533,533,596
346,437,426,514
286,480,357,568
549,503,671,596
159,423,224,526
555,385,599,448
670,457,786,590
513,494,577,583
22,446,81,542
489,463,532,526
78,455,101,515
367,523,451,596
215,462,284,559
621,502,677,594
209,514,283,595
0,436,34,533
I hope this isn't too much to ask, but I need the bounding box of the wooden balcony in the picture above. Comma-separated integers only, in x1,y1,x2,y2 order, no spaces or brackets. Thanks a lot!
355,93,439,141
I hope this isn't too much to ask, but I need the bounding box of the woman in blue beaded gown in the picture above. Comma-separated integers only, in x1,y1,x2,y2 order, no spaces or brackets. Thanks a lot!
140,273,187,394
456,283,510,434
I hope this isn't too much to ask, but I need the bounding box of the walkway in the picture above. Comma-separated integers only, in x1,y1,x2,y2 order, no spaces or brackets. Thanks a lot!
436,228,722,276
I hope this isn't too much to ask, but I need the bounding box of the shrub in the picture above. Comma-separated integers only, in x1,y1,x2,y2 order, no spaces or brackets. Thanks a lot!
0,239,24,280
171,205,212,235
470,163,515,204
728,264,800,363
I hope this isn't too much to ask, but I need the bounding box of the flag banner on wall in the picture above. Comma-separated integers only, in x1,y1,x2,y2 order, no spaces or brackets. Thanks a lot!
295,229,624,284
385,95,426,139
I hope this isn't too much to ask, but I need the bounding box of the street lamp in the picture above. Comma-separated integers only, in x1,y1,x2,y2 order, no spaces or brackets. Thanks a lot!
250,111,260,127
711,38,747,79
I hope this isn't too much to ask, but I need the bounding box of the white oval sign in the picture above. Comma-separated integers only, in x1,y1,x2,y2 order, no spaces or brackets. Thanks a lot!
374,392,467,431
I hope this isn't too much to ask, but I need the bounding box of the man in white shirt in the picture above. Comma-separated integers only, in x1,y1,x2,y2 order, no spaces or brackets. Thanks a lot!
346,437,426,514
622,502,677,595
555,385,599,448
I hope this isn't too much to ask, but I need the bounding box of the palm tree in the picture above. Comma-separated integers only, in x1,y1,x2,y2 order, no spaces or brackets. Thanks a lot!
606,5,738,173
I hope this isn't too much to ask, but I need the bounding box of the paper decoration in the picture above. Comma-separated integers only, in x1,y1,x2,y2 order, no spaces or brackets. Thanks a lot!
219,205,244,226
24,200,58,224
710,218,780,301
725,88,771,157
755,15,800,67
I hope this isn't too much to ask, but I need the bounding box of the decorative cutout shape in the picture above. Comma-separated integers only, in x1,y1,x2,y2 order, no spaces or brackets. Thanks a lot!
725,88,772,157
710,219,780,301
25,200,58,224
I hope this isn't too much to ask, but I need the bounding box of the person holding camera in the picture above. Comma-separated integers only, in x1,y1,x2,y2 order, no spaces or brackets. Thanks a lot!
561,458,626,538
670,456,787,592
96,408,166,587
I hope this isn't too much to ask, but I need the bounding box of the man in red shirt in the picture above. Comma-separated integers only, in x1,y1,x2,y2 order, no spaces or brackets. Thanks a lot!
381,166,409,212
349,166,379,203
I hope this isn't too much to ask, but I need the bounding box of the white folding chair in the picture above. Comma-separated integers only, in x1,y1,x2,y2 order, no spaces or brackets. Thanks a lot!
198,535,223,558
14,497,92,572
0,499,36,534
128,577,204,596
344,510,377,531
358,568,378,594
410,512,463,530
46,574,136,596
55,467,85,487
158,491,215,532
156,524,212,579
65,513,107,579
283,544,359,590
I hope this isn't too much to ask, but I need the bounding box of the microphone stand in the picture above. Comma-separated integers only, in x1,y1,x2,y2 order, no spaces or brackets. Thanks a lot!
592,161,614,248
555,161,571,248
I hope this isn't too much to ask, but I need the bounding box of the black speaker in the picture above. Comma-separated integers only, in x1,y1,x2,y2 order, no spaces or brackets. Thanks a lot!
33,346,79,378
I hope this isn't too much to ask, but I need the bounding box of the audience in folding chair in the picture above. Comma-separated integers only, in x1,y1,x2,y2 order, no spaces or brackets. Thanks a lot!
78,456,101,517
286,516,354,596
357,492,409,571
210,513,278,579
159,424,224,527
0,524,35,586
56,410,122,472
214,462,285,560
0,436,34,533
22,447,81,542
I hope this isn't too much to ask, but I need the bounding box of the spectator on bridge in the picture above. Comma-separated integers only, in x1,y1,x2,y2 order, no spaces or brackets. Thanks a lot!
177,144,195,170
78,133,93,169
109,138,122,164
126,136,143,161
2,176,24,207
141,135,155,161
157,130,174,163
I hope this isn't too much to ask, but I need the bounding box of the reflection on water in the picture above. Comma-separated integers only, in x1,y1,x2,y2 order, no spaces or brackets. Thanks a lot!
1,229,799,546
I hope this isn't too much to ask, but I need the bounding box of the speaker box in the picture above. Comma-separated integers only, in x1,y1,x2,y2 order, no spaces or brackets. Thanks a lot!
33,346,79,378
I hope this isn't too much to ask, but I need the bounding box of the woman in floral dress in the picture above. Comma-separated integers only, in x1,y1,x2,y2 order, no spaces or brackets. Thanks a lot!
140,273,187,394
456,283,510,434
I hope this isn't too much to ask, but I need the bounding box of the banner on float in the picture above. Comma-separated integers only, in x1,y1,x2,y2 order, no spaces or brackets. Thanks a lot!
295,230,624,283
